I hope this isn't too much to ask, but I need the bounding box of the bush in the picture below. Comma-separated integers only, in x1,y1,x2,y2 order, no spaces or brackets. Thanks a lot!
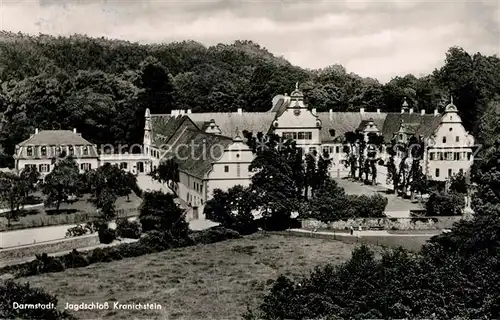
65,222,96,237
116,218,142,239
60,249,90,268
190,226,241,244
98,227,116,244
0,280,75,319
426,192,465,216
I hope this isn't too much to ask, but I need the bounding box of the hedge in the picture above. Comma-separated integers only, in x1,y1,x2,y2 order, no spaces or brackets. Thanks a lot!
0,226,241,278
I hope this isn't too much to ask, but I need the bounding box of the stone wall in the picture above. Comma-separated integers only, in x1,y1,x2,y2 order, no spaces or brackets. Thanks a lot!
302,216,463,231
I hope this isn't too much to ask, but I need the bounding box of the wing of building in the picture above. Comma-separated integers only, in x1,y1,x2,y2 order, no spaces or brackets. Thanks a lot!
12,84,475,221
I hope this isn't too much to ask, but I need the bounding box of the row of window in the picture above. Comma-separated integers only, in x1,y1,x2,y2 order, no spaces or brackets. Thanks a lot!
24,163,93,172
193,181,203,194
223,163,242,177
26,146,90,157
282,132,313,140
435,168,464,178
187,193,203,206
429,152,472,161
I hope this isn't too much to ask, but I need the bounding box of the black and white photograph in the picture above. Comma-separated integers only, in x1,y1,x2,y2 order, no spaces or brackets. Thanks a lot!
0,0,499,319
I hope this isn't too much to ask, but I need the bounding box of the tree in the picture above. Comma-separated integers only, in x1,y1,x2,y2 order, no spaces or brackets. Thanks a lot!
19,165,40,198
0,172,25,226
449,171,468,194
42,157,80,213
85,163,138,221
425,191,465,216
149,159,180,196
139,190,189,239
138,56,177,114
203,185,258,234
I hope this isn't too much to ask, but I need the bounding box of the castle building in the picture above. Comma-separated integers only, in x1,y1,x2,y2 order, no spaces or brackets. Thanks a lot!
12,84,475,220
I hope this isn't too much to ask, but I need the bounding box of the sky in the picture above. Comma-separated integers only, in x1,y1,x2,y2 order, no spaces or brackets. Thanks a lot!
0,0,499,83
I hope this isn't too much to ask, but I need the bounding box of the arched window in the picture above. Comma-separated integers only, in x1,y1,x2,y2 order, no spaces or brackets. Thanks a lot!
27,147,33,157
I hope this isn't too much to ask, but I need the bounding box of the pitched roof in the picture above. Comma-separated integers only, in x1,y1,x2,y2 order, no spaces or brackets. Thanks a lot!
165,129,233,179
186,112,276,137
17,130,94,146
150,115,194,146
381,113,442,143
317,112,387,143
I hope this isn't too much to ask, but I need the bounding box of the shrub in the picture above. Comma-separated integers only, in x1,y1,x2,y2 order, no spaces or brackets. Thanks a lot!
65,221,96,238
426,192,465,216
116,218,142,239
139,191,189,237
0,280,75,319
190,226,241,244
88,247,113,264
98,227,116,244
60,249,90,268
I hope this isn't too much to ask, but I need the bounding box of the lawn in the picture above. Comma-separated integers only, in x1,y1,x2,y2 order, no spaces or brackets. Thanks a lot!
0,193,142,231
17,233,378,319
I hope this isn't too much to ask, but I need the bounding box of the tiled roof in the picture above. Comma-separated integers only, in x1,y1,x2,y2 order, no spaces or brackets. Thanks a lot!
381,113,442,143
186,112,276,137
317,112,387,142
150,115,195,146
165,129,233,179
17,130,94,147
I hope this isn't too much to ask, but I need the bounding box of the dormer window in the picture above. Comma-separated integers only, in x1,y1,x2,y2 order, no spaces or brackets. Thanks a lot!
442,137,447,143
41,146,47,157
83,146,89,156
56,147,61,156
27,147,33,157
455,136,459,142
68,146,74,155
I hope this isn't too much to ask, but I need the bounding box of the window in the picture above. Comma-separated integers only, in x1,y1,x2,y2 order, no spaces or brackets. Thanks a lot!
297,132,312,140
336,146,340,153
309,147,316,153
68,146,74,155
429,152,435,160
449,127,453,131
459,168,464,174
438,152,444,161
399,134,404,140
237,163,241,177
435,168,440,177
445,152,453,161
39,164,50,173
83,146,89,156
448,169,452,177
27,147,33,157
56,147,61,155
41,146,47,157
224,165,229,173
120,162,128,169
467,152,472,161
442,137,447,143
200,185,203,193
455,136,459,142
454,152,460,161
80,163,91,171
322,146,329,154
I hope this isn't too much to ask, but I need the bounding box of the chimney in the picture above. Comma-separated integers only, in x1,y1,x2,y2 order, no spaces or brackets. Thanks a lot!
329,109,333,120
237,108,243,115
401,109,405,114
312,108,316,115
170,109,176,116
187,109,192,114
421,109,426,115
73,128,77,133
360,108,365,114
376,108,380,114
409,108,414,114
35,128,39,134
434,109,439,115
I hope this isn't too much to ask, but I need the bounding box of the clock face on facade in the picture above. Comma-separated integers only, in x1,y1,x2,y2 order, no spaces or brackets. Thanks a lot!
294,109,301,116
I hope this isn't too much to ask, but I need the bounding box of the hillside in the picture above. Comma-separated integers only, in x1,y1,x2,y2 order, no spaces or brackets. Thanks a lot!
0,31,499,167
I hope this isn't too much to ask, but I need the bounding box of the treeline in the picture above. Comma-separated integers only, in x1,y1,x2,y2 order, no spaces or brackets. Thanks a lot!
1,32,500,167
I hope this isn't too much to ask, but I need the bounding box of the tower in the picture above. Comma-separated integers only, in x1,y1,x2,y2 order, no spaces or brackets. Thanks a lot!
143,108,152,151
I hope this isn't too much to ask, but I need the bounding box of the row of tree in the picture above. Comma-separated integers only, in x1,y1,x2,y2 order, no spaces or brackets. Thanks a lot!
2,33,500,167
0,158,139,227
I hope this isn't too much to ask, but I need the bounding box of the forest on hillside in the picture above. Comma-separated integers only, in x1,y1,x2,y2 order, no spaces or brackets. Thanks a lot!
0,31,500,167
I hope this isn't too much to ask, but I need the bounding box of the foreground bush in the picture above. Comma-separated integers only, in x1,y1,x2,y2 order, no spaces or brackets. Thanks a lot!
190,226,241,244
115,218,142,239
249,214,500,319
0,280,75,319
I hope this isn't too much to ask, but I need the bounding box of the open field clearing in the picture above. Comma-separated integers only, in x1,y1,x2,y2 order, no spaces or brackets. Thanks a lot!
18,233,379,319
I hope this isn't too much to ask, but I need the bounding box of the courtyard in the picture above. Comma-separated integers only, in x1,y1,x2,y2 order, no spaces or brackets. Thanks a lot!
333,178,423,217
17,233,380,319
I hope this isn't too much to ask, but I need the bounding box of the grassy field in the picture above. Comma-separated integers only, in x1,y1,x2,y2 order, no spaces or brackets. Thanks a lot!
17,233,379,319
